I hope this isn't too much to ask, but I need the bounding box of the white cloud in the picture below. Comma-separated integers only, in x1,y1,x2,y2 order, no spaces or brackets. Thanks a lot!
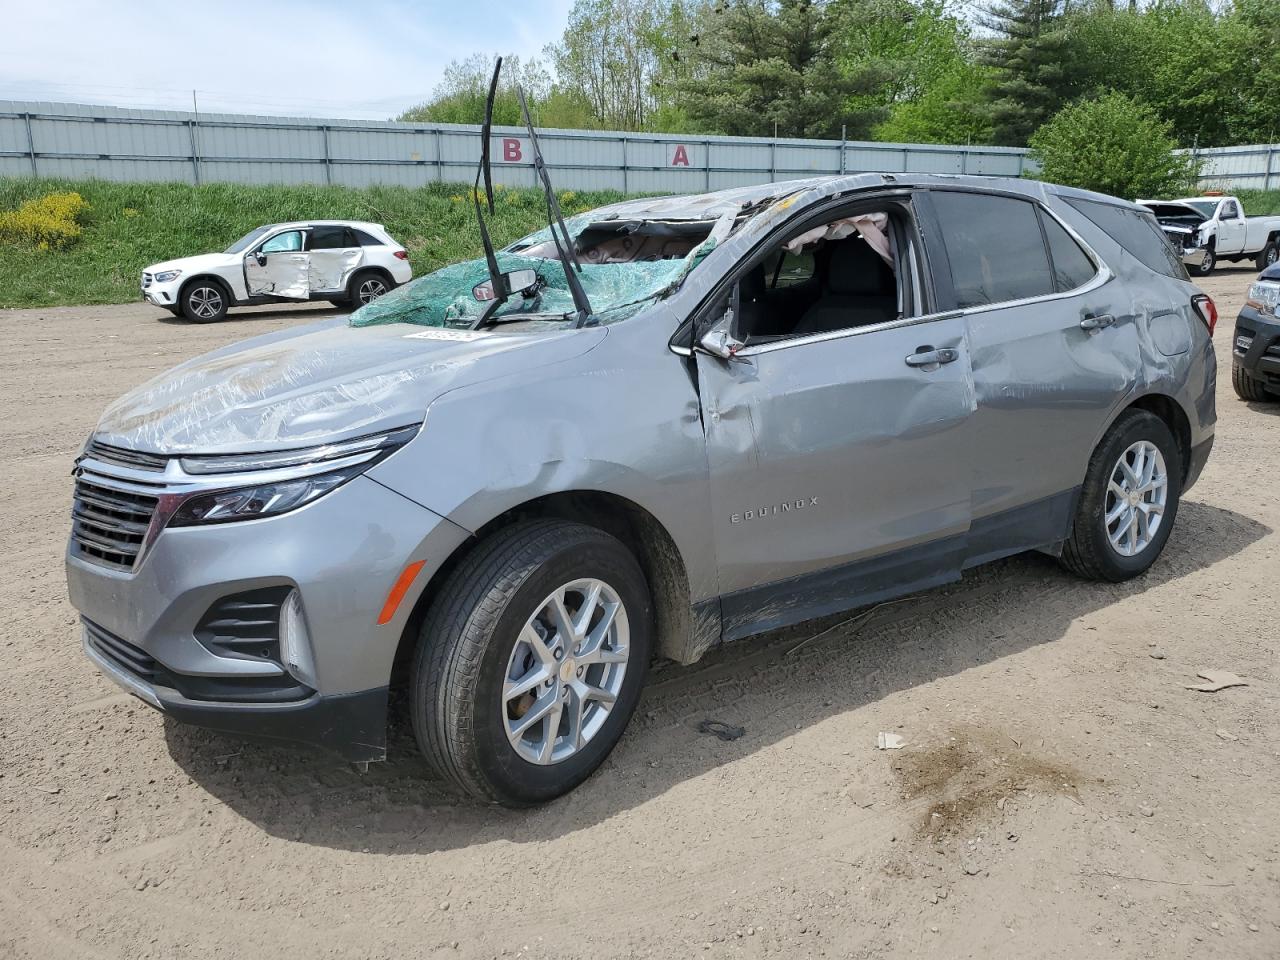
0,0,572,118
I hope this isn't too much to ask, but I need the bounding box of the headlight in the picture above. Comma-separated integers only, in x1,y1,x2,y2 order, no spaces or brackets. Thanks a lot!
152,270,182,283
168,424,419,526
169,465,365,526
1247,281,1280,316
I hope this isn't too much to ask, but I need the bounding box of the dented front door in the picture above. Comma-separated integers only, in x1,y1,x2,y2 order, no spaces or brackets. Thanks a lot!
696,317,976,639
244,229,310,299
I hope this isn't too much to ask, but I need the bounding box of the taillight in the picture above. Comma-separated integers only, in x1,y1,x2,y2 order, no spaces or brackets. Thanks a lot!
393,250,409,261
1192,293,1217,335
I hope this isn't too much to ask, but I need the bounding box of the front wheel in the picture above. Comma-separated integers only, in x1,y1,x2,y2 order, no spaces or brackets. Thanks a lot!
1233,361,1274,402
180,281,229,323
1060,410,1182,582
1195,247,1216,276
411,520,653,805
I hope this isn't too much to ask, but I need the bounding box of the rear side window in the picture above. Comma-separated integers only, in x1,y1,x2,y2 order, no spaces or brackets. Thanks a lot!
930,191,1055,308
1039,211,1096,292
353,229,385,246
1064,198,1187,280
310,225,350,249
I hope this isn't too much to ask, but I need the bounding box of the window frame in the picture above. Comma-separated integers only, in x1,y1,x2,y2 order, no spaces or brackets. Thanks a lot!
255,229,306,256
679,191,937,358
307,224,355,251
917,187,1107,315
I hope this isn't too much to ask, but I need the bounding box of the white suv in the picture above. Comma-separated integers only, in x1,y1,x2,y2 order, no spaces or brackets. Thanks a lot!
141,221,413,323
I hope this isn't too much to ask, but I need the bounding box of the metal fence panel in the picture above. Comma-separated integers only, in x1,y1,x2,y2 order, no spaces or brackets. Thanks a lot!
0,99,1273,195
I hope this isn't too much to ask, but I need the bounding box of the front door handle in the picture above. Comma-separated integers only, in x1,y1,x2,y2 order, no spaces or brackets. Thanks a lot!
1079,313,1115,331
905,347,959,368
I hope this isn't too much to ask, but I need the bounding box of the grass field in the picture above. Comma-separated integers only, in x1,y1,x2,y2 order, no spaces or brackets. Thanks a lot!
1,178,1278,309
0,178,631,309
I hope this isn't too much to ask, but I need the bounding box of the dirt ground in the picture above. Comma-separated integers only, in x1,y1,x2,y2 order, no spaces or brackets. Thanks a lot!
2,270,1277,960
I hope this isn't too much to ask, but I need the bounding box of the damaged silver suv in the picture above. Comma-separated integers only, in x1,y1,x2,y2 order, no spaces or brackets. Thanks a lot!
67,88,1216,805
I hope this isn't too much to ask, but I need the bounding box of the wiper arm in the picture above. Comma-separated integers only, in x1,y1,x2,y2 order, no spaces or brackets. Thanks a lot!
515,85,594,328
471,58,510,330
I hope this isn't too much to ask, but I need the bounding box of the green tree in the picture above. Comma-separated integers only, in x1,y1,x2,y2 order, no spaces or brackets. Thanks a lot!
1027,91,1201,197
679,0,886,138
398,55,551,126
874,60,995,144
980,0,1071,146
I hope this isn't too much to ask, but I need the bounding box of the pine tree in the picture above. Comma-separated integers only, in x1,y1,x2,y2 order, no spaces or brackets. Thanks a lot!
680,0,887,139
980,0,1072,146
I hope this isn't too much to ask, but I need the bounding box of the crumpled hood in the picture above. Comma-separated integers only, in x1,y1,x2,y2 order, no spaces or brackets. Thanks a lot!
145,252,232,275
94,319,606,454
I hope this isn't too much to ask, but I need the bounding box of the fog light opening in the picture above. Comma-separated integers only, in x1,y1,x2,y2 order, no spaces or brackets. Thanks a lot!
279,589,318,689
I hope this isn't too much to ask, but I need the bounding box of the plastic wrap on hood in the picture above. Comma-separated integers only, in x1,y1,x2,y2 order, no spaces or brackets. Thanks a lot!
350,212,733,329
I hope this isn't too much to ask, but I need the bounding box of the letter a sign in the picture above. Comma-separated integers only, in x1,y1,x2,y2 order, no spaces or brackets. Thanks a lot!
672,144,690,166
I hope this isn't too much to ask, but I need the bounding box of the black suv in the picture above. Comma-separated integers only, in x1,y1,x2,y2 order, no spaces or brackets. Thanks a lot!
1233,261,1280,401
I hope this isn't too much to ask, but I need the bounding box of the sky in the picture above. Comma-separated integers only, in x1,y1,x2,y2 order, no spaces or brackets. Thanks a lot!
0,0,574,119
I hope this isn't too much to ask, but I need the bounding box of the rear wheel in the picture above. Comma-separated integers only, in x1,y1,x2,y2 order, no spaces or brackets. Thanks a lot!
1232,361,1274,402
348,271,392,307
1257,241,1280,272
1060,410,1182,582
180,281,229,323
411,520,652,805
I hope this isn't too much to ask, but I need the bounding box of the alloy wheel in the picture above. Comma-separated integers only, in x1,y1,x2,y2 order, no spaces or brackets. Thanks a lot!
502,578,630,765
1104,440,1168,557
358,278,388,304
188,287,223,319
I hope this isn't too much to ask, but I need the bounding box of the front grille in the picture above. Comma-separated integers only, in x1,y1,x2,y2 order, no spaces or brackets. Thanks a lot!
142,272,153,289
85,619,158,682
1267,344,1280,359
84,617,311,703
71,477,159,570
194,587,291,665
85,440,167,472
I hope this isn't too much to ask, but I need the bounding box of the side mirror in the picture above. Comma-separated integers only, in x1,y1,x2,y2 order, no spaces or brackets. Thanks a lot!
254,251,267,266
695,285,749,362
698,326,749,362
473,269,541,302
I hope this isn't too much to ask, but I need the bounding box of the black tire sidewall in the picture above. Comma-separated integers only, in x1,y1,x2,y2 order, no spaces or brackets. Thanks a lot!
1078,412,1182,580
469,533,652,805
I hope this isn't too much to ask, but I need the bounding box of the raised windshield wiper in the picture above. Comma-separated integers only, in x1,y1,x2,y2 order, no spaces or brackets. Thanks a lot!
469,58,511,330
515,86,595,328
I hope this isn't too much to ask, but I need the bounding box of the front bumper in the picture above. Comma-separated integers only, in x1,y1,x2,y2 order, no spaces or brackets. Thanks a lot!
1233,306,1280,388
1180,246,1209,268
141,275,182,307
67,471,469,760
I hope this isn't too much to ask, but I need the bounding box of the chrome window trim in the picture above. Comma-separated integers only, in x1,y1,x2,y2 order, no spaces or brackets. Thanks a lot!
672,188,1111,361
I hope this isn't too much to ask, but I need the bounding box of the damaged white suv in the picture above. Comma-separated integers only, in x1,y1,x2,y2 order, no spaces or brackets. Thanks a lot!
141,221,412,322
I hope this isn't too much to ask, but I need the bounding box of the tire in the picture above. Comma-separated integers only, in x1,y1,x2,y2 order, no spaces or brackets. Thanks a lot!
1194,246,1215,276
1257,241,1280,272
1232,361,1273,402
180,280,229,323
411,519,653,806
347,271,393,307
1059,409,1182,582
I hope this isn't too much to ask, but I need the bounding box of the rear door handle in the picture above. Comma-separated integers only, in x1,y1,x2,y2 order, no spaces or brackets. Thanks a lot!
1079,314,1115,331
905,347,959,368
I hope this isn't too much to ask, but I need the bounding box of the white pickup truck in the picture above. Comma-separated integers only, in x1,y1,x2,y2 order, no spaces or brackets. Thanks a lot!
1137,196,1280,276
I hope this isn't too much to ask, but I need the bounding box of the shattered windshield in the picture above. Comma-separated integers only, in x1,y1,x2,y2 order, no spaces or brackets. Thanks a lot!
1182,200,1217,219
349,210,734,330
